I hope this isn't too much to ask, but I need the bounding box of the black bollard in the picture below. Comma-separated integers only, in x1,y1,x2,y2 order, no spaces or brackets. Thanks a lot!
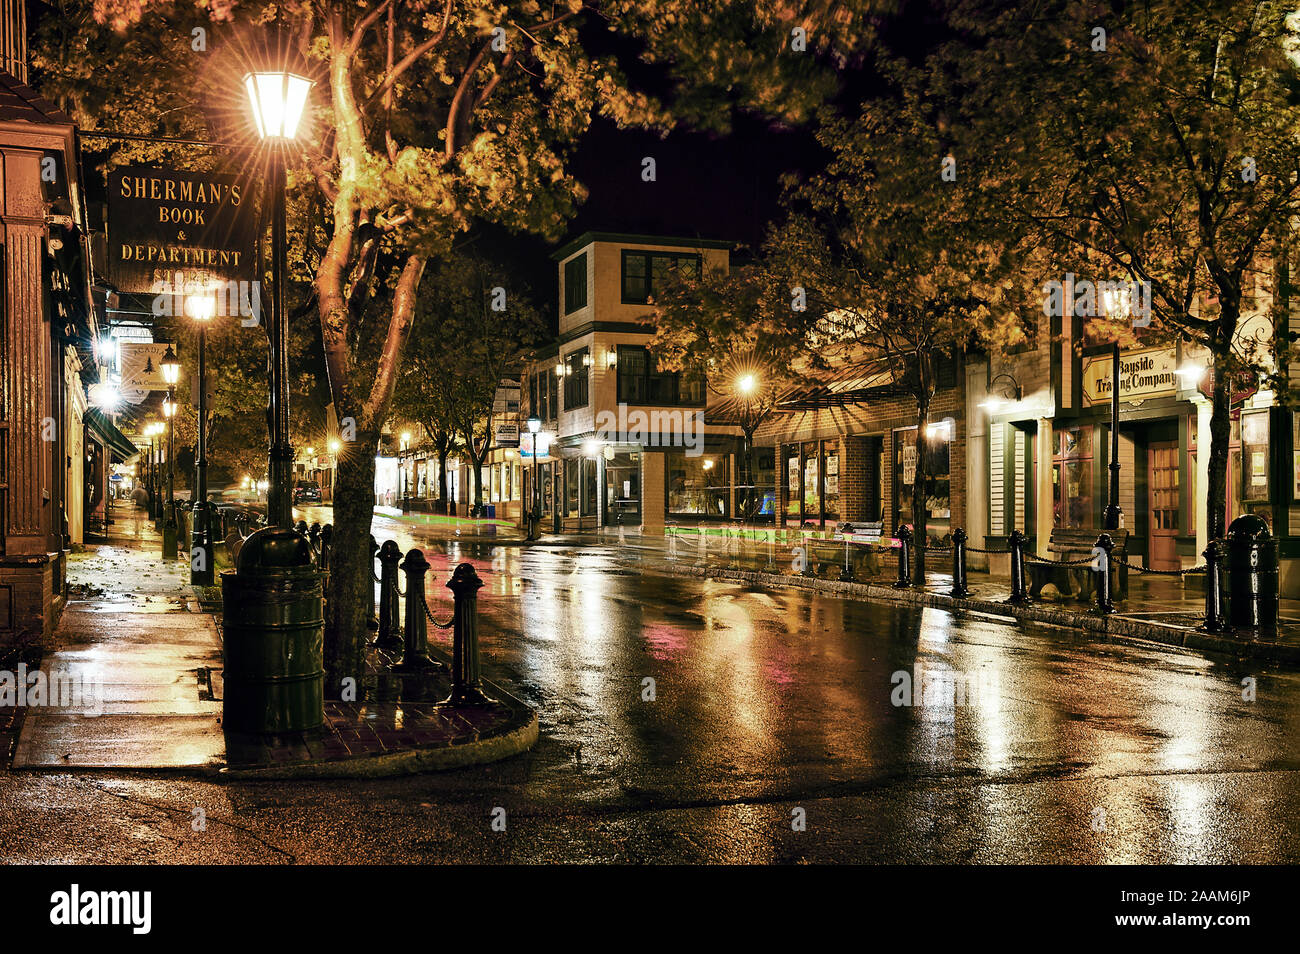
295,519,308,536
1008,529,1030,605
394,548,442,671
1227,514,1279,638
1094,533,1114,615
1201,539,1226,633
375,540,404,651
439,563,498,707
951,527,970,598
319,524,332,575
308,522,321,560
893,525,913,589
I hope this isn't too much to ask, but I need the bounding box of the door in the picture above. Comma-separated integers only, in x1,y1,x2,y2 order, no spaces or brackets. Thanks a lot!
1149,441,1180,571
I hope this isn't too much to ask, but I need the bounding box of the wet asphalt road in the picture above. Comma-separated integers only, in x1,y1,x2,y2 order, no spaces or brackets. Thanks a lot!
2,506,1299,864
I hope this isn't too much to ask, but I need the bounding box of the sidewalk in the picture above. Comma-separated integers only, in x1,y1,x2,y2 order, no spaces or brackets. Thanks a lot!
622,527,1300,667
10,505,537,776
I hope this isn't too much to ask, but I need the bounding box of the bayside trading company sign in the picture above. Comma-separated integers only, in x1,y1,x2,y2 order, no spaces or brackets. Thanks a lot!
108,167,256,295
1082,347,1178,406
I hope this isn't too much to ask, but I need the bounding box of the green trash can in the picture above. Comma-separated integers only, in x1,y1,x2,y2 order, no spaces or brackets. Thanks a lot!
221,526,325,733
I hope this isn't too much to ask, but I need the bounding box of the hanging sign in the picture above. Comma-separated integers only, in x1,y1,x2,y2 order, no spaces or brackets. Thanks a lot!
1081,347,1178,406
108,166,257,297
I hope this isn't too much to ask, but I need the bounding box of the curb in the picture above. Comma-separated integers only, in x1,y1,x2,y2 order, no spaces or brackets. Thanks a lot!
641,560,1300,669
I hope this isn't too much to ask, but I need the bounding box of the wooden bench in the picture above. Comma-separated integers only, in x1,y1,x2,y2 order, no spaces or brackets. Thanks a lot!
803,521,888,579
1027,528,1129,601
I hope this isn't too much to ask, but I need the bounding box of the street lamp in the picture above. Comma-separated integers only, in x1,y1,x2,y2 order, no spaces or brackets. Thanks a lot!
245,67,314,529
735,371,760,520
526,415,541,540
161,345,180,561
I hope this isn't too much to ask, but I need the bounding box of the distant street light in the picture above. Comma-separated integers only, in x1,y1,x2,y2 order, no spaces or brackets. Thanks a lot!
245,67,314,529
526,415,542,540
161,345,180,561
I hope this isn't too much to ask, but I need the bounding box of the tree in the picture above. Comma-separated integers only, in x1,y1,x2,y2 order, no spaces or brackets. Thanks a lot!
665,89,1027,580
394,320,461,510
653,262,803,520
946,0,1300,540
57,0,870,693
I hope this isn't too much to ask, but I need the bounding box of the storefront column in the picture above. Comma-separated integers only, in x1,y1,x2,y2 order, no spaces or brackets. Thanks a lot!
1036,417,1054,555
641,453,666,533
1196,398,1211,552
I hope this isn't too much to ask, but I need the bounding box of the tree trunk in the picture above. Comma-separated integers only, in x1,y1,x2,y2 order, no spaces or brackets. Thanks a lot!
323,431,379,698
437,449,449,512
912,397,930,585
1206,337,1234,541
743,426,757,521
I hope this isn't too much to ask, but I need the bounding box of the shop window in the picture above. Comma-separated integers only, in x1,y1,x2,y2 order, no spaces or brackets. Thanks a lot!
894,424,952,529
784,445,800,520
668,451,728,517
565,460,579,517
802,441,820,522
823,439,840,521
1053,425,1093,529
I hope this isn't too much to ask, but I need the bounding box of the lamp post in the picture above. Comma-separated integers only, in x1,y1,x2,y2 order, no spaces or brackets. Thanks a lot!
149,422,165,528
735,372,758,521
245,68,313,529
161,345,180,561
400,432,411,512
1101,286,1128,532
189,293,215,584
527,416,541,540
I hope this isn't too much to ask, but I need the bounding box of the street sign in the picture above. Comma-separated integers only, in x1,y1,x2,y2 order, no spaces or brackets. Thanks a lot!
108,166,257,295
119,341,172,403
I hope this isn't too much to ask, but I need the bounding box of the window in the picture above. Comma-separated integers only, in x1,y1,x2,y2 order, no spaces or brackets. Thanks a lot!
668,451,728,517
616,345,704,406
894,425,952,530
564,253,588,314
530,368,560,421
563,348,590,409
620,250,702,304
1053,426,1093,529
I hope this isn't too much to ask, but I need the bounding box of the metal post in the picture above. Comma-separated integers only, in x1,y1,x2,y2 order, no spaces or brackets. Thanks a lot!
308,522,321,560
1201,539,1225,633
894,525,913,589
375,539,403,651
951,527,969,598
266,147,294,529
191,324,213,585
440,563,497,707
162,386,177,561
395,548,442,671
1103,342,1122,531
1008,529,1030,604
320,523,332,575
839,535,855,582
295,519,308,536
1094,533,1114,614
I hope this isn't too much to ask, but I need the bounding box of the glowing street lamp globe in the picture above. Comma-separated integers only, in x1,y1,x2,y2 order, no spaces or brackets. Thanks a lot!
244,71,314,140
736,373,757,396
161,344,180,386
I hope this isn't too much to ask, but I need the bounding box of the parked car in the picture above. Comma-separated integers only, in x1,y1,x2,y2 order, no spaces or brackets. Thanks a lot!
293,480,322,504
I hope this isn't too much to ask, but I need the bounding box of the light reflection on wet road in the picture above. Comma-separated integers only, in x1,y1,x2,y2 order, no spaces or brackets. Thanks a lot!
2,507,1297,864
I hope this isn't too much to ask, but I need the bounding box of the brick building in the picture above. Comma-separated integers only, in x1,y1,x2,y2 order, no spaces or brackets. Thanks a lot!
756,352,967,541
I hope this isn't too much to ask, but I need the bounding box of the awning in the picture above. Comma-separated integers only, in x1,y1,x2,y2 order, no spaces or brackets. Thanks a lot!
84,407,140,462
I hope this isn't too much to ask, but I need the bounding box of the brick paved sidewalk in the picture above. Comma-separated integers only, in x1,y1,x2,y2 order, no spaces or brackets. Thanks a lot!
10,503,537,776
